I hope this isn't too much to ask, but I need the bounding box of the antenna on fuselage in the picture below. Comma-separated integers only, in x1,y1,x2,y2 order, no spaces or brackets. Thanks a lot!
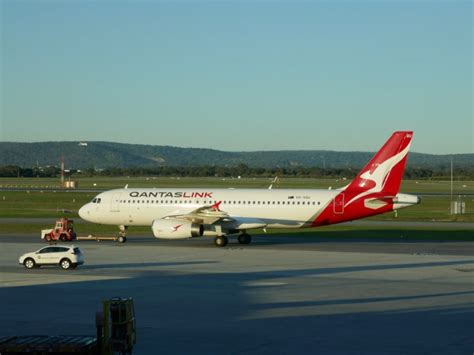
268,176,279,190
124,184,128,189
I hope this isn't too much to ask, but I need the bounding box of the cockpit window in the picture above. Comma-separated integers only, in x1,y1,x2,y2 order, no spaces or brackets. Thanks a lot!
92,198,102,204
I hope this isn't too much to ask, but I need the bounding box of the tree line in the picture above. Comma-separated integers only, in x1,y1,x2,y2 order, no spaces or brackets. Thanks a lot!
0,164,473,180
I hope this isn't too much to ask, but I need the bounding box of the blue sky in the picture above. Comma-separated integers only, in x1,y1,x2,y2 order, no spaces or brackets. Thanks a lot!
1,0,472,154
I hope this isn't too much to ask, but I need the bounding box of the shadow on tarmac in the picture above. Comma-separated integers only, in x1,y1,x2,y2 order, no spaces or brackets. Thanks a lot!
80,260,218,270
2,257,474,354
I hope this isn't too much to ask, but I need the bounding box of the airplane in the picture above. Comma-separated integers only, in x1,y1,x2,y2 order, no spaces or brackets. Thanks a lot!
78,131,420,246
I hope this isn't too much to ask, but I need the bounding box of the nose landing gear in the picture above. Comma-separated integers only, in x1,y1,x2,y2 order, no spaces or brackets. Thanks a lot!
118,225,128,243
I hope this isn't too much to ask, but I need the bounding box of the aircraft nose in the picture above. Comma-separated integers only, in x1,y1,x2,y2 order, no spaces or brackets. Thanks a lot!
78,204,90,220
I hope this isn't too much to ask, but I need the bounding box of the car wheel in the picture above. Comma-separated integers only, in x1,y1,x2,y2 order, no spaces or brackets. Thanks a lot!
60,234,67,241
45,234,52,242
60,258,72,270
24,258,35,269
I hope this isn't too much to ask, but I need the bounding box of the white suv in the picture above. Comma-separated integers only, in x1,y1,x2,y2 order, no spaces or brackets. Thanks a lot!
19,245,84,270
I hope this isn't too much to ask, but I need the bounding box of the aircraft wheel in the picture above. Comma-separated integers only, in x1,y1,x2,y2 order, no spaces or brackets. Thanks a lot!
238,233,252,245
117,236,127,243
214,235,228,247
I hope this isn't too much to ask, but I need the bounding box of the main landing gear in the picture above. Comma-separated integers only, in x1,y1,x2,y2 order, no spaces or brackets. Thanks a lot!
213,233,252,247
237,233,251,245
214,235,228,247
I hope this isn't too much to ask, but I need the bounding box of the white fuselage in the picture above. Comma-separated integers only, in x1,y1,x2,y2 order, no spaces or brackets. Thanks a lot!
79,188,340,229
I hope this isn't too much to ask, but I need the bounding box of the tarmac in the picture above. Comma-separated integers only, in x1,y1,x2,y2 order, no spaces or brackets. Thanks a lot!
1,233,473,354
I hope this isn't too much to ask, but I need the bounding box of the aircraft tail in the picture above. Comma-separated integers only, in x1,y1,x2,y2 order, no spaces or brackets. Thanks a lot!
311,131,415,227
344,131,413,197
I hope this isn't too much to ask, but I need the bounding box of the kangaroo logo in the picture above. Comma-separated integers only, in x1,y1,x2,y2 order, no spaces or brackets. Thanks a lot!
171,224,183,232
345,142,411,207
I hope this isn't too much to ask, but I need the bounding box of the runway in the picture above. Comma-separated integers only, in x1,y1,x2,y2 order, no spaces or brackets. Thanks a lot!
2,217,474,230
2,233,474,256
1,232,473,354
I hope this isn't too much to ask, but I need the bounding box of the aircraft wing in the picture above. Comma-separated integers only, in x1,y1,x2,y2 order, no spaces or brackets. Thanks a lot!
165,201,232,225
164,202,267,230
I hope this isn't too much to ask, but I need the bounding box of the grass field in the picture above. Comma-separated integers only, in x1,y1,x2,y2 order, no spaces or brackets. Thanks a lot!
1,176,474,193
1,177,473,222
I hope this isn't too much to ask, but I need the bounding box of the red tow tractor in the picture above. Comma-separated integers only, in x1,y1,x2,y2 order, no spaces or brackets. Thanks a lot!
41,218,77,242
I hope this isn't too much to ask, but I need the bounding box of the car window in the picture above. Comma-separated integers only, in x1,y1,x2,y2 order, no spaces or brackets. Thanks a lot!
39,247,54,254
44,247,64,253
57,247,69,252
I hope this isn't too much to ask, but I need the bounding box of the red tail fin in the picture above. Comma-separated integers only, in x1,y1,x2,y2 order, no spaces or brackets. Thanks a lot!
311,131,414,227
345,131,413,197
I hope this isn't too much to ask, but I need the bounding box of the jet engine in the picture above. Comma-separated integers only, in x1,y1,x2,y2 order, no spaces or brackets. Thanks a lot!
152,219,204,239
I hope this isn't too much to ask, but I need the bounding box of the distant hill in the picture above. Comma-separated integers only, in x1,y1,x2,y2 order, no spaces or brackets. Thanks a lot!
0,141,472,170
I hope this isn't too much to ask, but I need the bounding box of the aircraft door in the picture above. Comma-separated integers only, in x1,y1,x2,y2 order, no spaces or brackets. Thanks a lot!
333,193,344,214
110,192,121,212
